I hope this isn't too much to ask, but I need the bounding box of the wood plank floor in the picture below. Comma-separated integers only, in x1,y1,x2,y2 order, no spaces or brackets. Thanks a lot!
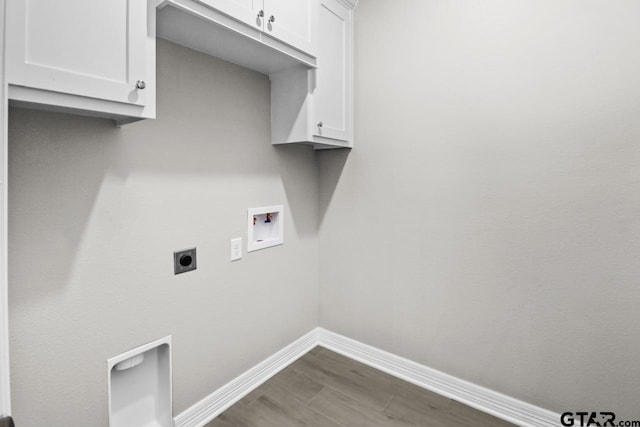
205,346,516,427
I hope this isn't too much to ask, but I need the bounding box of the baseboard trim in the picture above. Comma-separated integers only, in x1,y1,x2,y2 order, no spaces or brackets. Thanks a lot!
173,329,319,427
175,327,560,427
316,328,560,427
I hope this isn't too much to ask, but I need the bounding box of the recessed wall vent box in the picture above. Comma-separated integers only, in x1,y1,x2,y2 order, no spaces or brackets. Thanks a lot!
107,336,172,427
248,205,284,252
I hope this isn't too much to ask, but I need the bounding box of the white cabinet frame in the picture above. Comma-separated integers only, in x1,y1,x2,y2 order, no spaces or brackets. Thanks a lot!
6,0,156,126
270,0,355,149
0,0,11,417
6,0,148,107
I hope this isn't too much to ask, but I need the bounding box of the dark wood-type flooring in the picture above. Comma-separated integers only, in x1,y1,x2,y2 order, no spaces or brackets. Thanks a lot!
206,346,516,427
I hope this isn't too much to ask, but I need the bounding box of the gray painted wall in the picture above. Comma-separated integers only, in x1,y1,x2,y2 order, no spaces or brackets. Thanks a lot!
8,2,640,424
8,40,319,426
319,0,640,419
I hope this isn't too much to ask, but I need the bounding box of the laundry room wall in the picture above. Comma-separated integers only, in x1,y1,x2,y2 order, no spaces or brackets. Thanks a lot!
8,39,319,426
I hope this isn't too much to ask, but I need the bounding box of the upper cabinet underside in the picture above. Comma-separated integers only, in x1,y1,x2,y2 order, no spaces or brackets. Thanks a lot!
156,0,318,75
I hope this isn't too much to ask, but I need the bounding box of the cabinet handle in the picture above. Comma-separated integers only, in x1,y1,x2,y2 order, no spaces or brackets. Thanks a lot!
136,80,146,90
269,15,275,23
257,10,264,18
317,121,323,128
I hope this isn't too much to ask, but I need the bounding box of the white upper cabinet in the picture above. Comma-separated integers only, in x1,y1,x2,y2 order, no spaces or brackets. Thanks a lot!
271,0,354,149
6,0,156,124
157,0,318,74
3,0,353,132
196,0,315,55
198,0,262,28
313,0,351,142
260,0,316,56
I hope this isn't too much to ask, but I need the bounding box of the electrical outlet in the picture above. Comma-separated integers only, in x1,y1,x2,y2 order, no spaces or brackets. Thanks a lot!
231,238,242,261
174,248,197,274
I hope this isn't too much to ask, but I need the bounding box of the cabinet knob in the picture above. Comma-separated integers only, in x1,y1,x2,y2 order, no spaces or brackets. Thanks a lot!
257,10,264,18
269,15,275,23
136,80,146,90
317,121,323,128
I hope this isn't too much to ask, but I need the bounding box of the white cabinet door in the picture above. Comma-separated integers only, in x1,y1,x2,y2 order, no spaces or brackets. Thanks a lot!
270,0,352,148
7,0,149,106
199,0,263,28
263,0,316,55
313,0,351,142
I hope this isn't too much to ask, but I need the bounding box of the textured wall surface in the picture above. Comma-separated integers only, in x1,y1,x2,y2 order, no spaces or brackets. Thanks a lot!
8,40,319,426
8,2,640,424
319,0,640,419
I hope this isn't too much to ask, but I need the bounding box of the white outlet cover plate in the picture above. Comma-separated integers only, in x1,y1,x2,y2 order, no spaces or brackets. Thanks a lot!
231,238,242,261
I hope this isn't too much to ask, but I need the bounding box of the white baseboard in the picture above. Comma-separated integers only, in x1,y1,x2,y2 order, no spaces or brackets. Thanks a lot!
175,327,560,427
316,328,560,427
173,329,319,427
